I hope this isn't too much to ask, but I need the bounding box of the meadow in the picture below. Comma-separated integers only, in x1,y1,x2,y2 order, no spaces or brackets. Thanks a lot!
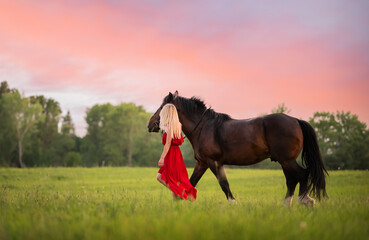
0,167,368,240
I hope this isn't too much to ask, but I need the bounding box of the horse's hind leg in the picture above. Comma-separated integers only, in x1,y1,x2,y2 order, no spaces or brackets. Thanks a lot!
281,160,305,206
281,160,315,206
282,168,298,206
297,167,316,206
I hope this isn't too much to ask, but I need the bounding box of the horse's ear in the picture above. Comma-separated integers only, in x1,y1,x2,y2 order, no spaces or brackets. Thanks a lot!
174,90,179,99
167,92,173,102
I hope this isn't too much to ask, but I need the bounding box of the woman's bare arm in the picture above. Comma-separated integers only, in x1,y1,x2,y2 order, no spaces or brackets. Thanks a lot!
158,134,172,167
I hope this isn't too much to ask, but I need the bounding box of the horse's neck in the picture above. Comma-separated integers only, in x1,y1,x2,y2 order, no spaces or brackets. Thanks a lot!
178,113,194,135
178,111,202,142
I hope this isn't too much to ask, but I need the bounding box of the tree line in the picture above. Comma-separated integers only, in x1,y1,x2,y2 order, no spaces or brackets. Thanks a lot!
0,81,368,169
0,81,194,168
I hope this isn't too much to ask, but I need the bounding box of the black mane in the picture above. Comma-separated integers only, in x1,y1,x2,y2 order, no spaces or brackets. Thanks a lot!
177,96,232,122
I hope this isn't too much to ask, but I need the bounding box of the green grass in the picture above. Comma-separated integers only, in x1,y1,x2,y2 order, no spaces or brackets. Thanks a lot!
0,167,368,240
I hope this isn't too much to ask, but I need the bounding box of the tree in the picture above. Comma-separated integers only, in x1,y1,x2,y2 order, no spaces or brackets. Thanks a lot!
82,103,164,167
309,111,369,169
102,104,129,166
131,109,162,166
0,81,14,98
30,96,62,148
82,104,113,166
24,96,62,166
272,103,291,114
113,103,146,166
1,82,81,167
0,82,18,166
64,152,82,167
258,103,291,117
1,92,44,167
61,111,75,136
50,111,79,167
101,103,148,166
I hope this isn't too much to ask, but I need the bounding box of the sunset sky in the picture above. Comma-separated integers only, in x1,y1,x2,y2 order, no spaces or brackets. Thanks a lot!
1,0,368,136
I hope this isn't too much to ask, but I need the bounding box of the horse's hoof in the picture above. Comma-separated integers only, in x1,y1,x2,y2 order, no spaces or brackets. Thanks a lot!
298,195,315,206
228,199,237,204
284,196,293,207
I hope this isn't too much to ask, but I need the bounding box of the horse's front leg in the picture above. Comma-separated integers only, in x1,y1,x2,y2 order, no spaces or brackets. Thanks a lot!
208,160,236,202
189,161,208,187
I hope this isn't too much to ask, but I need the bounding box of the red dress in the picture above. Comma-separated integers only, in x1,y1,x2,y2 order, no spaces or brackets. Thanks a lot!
158,132,197,200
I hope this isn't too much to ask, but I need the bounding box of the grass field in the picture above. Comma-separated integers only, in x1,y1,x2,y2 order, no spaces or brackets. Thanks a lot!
0,167,368,240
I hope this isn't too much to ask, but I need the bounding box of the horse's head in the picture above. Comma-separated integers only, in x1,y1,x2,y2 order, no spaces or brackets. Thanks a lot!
147,90,179,132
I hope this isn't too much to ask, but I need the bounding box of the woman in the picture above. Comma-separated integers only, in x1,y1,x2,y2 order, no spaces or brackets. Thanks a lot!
156,103,197,201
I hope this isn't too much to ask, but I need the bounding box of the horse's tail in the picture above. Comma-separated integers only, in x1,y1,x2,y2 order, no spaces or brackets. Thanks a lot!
298,119,328,200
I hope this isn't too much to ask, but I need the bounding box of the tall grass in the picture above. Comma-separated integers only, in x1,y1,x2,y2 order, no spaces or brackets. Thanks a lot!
0,167,368,240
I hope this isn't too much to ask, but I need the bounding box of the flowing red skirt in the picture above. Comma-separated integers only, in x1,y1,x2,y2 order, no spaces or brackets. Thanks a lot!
158,132,197,200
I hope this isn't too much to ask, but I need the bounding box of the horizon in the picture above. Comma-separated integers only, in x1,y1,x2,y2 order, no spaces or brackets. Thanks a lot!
1,0,368,136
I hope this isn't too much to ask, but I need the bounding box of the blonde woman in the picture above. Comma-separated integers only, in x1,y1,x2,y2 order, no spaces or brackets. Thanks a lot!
156,104,197,200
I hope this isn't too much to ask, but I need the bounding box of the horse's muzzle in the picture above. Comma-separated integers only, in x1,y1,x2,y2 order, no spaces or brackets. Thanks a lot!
148,125,160,133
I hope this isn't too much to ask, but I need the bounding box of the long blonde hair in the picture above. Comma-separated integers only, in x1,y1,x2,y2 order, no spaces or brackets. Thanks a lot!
159,104,182,139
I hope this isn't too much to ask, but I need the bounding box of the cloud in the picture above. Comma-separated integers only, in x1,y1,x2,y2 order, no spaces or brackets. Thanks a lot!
0,0,368,136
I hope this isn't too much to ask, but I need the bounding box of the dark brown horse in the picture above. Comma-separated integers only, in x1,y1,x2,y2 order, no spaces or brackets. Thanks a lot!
148,91,328,205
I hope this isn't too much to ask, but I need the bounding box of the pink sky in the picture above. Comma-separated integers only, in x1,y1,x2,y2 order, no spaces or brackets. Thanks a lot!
1,0,368,136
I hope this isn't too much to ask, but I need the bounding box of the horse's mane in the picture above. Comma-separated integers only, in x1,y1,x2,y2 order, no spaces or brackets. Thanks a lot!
176,96,232,123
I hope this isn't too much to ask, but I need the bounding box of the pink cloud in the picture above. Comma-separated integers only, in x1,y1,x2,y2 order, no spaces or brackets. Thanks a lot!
0,0,368,136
